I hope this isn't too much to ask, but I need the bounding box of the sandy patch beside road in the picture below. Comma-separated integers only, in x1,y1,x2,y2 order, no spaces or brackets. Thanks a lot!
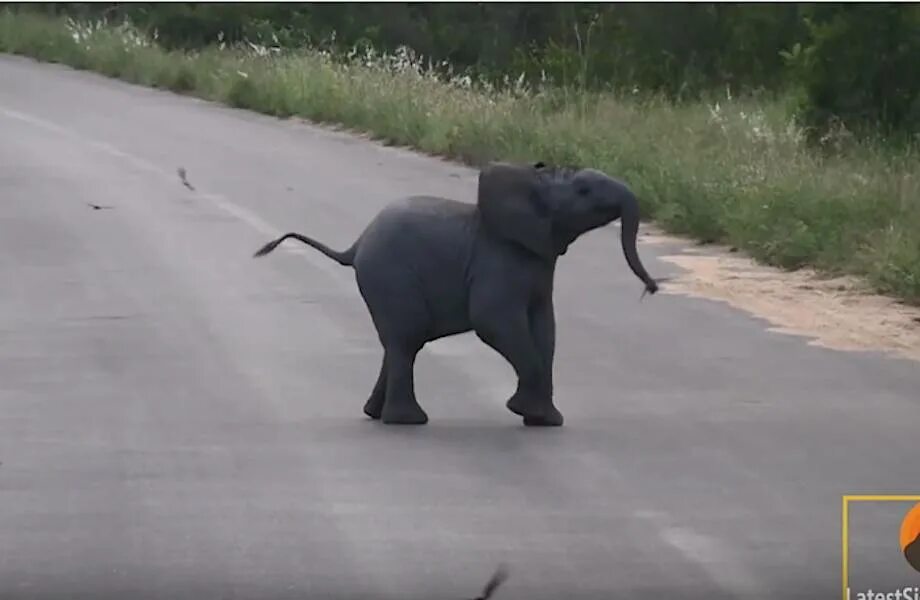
641,229,920,362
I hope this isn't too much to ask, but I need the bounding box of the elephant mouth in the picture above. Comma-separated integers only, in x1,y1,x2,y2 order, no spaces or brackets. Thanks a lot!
553,235,574,256
552,226,581,256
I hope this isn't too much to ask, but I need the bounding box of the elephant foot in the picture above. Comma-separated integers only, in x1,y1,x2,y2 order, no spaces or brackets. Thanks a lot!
363,395,384,420
381,402,429,425
505,392,531,418
523,408,564,427
506,394,563,426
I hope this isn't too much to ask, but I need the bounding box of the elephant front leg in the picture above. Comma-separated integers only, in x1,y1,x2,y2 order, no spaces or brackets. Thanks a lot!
380,347,428,425
472,307,562,427
522,297,562,427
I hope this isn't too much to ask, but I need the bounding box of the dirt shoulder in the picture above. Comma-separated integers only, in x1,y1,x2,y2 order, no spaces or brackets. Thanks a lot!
642,227,920,363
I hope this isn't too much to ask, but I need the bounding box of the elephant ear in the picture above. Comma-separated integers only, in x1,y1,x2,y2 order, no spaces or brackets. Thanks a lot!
477,162,555,259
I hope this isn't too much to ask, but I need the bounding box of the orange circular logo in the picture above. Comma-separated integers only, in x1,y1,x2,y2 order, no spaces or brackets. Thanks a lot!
901,502,920,572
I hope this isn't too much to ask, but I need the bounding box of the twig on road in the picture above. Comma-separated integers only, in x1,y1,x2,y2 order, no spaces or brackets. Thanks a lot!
469,564,509,600
177,166,195,191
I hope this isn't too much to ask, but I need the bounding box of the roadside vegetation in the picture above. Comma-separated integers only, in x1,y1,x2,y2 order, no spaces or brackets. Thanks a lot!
1,6,918,304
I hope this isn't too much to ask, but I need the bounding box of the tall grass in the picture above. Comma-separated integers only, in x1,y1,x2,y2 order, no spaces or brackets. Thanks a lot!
2,11,918,304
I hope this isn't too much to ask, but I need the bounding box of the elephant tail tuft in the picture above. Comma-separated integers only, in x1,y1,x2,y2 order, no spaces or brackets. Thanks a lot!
252,232,356,267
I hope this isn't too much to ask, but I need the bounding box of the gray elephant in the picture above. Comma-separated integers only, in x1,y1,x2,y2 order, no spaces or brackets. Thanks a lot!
253,161,661,426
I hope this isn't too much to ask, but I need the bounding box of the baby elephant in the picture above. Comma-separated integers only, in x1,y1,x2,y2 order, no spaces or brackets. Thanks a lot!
253,161,661,426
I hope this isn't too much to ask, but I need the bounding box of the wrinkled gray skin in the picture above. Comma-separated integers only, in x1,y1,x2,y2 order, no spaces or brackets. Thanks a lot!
253,161,661,426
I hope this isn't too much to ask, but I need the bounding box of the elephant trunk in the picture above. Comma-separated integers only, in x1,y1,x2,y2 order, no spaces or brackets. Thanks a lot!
619,192,659,295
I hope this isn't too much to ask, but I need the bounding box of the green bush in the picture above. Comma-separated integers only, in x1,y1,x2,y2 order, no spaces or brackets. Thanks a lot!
786,4,920,143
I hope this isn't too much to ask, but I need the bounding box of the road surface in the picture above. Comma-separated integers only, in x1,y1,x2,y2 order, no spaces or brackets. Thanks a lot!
1,55,918,600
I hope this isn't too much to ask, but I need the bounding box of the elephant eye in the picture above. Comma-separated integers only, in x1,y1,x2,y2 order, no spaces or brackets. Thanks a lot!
576,185,590,196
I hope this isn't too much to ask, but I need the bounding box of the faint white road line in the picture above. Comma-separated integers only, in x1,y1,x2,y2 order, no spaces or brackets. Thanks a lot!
635,509,764,598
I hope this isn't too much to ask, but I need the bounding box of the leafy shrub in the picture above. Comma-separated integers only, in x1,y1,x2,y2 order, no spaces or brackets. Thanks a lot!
785,4,920,143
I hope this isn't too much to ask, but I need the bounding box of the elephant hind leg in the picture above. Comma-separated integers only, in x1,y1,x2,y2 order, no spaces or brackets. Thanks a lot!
379,346,428,425
363,356,387,419
357,270,431,425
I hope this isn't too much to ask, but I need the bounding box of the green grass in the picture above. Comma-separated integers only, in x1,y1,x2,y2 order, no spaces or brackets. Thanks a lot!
2,10,919,304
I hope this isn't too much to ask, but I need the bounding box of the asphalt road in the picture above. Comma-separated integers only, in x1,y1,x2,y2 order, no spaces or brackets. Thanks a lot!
1,55,918,600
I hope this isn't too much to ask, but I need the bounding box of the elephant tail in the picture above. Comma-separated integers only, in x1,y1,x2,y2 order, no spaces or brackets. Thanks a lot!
252,232,356,267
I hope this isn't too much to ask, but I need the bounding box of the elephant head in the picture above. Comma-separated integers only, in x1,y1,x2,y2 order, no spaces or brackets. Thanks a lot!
477,161,660,295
